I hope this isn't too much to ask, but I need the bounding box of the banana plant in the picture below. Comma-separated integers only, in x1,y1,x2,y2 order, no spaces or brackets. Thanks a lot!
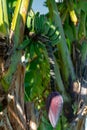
0,0,87,130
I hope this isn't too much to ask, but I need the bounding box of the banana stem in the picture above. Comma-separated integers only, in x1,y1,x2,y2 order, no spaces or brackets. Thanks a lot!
46,43,70,102
78,10,86,40
47,0,76,88
46,43,56,92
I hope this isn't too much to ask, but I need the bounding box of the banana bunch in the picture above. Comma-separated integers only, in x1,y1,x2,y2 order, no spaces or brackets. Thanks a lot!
27,12,60,46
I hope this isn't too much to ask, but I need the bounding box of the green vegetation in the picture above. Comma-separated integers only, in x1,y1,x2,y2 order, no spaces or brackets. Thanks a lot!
0,0,87,129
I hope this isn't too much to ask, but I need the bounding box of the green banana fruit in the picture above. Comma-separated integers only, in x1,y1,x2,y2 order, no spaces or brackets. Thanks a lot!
47,24,56,37
34,12,40,34
43,21,51,36
39,14,46,34
50,29,60,41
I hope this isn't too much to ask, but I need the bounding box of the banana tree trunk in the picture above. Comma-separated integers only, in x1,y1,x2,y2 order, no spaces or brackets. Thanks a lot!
0,64,26,130
0,0,38,129
0,64,38,130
